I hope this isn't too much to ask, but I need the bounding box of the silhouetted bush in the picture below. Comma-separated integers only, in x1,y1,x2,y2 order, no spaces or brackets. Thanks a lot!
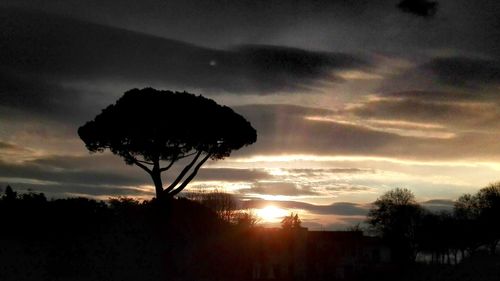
0,187,249,281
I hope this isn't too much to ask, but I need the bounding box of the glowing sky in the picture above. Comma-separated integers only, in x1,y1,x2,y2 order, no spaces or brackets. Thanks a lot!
1,1,500,229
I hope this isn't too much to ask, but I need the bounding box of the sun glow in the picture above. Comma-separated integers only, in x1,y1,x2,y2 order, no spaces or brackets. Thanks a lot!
256,206,288,223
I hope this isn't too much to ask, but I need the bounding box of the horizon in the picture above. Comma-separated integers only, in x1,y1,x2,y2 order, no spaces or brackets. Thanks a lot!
1,1,500,230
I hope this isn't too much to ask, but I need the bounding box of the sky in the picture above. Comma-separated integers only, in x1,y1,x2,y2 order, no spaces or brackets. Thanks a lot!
1,0,500,229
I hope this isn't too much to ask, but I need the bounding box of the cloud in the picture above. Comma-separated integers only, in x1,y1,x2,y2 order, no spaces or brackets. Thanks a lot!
196,168,270,182
233,104,403,156
0,152,277,198
378,56,500,96
241,182,319,196
286,168,373,176
0,181,154,198
0,159,148,187
242,199,369,216
423,56,500,89
397,0,438,17
350,96,500,132
0,8,369,121
0,141,38,162
31,154,271,182
0,141,32,153
421,199,455,212
384,90,486,102
231,103,500,161
5,0,500,61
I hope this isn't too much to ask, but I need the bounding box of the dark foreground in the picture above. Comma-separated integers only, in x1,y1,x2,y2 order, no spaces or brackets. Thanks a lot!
0,193,499,281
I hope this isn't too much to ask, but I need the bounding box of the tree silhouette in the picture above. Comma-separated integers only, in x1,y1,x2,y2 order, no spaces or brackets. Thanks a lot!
475,183,500,255
367,188,423,262
454,193,483,256
183,189,238,222
78,88,257,199
234,211,260,228
281,212,301,230
3,185,17,201
453,183,500,256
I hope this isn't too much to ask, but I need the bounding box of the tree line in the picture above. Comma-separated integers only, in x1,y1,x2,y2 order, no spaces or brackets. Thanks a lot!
0,185,261,281
367,183,500,264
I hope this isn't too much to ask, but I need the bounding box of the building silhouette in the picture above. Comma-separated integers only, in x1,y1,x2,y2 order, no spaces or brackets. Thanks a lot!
249,228,391,281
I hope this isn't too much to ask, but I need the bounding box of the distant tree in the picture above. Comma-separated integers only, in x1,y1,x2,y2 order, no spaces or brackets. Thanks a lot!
475,183,500,255
3,185,17,201
184,189,238,222
234,211,260,228
281,212,301,230
453,183,500,256
454,193,483,256
367,188,423,262
78,88,257,200
346,222,364,233
418,211,460,264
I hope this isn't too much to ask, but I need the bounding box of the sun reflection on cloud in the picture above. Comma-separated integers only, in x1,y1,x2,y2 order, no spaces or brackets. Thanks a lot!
304,116,456,139
229,154,500,170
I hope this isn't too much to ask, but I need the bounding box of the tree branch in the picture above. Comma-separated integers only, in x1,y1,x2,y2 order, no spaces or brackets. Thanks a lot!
177,151,198,160
159,151,198,172
159,155,177,172
125,153,152,174
170,152,212,196
132,158,152,174
163,150,202,194
136,159,154,165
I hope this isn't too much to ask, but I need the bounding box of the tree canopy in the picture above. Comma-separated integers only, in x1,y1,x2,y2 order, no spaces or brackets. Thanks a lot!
281,212,302,230
454,182,500,255
78,88,257,199
367,188,423,262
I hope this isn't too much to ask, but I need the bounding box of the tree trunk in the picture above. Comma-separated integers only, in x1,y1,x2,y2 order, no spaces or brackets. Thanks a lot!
151,168,164,200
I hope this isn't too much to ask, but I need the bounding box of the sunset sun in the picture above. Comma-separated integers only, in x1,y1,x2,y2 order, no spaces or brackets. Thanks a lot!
256,206,288,222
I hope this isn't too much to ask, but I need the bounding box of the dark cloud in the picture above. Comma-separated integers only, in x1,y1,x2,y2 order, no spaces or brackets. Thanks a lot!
232,103,500,160
233,104,424,156
0,71,85,119
397,0,438,17
232,45,368,92
379,56,500,97
0,141,31,152
424,56,500,89
421,199,454,212
0,181,154,198
0,159,148,187
0,8,368,121
242,199,368,216
351,97,500,131
4,0,500,60
0,152,277,198
233,104,401,156
31,154,271,183
0,141,17,150
384,90,485,102
0,1,391,49
28,154,116,170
